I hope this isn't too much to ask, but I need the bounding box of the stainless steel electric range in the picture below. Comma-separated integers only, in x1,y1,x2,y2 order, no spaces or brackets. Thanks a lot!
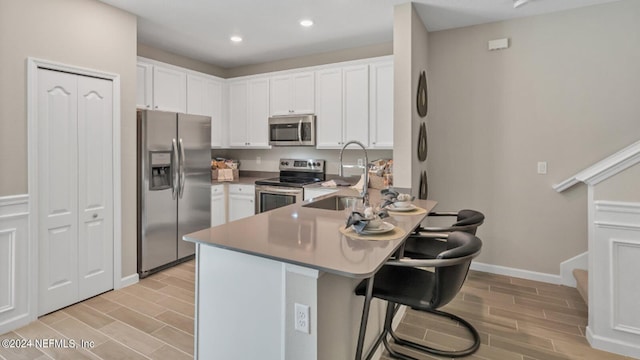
255,159,326,213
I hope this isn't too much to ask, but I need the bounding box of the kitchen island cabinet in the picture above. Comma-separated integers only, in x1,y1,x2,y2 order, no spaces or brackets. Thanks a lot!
184,189,436,359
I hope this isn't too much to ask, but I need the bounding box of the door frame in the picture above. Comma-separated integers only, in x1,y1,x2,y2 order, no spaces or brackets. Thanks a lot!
27,58,123,319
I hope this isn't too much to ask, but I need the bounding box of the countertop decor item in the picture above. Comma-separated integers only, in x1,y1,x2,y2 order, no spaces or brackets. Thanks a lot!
417,70,428,117
417,122,427,161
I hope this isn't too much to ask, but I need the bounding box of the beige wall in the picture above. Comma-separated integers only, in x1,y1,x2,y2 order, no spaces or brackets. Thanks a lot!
427,0,640,274
138,43,227,78
594,164,640,202
226,42,393,78
392,3,429,193
0,0,138,277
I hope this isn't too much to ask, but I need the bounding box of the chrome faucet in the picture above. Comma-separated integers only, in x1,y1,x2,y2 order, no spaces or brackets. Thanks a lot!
339,140,369,206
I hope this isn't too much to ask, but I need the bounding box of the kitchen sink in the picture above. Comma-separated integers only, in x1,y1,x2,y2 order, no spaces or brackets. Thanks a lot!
303,195,362,211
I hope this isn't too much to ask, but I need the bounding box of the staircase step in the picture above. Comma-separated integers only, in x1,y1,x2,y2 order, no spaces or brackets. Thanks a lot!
573,269,588,305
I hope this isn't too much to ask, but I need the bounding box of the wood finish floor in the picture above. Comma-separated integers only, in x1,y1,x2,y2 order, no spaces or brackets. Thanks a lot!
1,262,632,360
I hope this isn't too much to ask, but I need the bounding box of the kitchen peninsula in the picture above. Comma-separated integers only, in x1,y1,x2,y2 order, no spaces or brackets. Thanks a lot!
183,188,436,359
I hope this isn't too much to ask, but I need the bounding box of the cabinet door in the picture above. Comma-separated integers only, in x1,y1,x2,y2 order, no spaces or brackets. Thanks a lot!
247,78,270,147
153,65,186,113
228,81,248,147
136,62,153,109
343,65,369,147
228,194,254,222
292,72,315,114
186,74,208,116
269,75,292,116
208,80,224,148
369,62,394,149
315,68,343,148
211,185,226,227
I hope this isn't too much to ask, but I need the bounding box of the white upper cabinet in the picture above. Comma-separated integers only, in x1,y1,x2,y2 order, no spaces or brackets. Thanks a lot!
342,65,369,147
316,64,369,149
269,72,314,115
187,74,225,147
369,61,394,149
315,68,343,148
228,77,270,148
136,62,153,109
153,65,187,113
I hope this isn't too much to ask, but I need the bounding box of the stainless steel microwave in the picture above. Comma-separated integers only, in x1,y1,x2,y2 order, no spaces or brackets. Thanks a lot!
268,114,315,146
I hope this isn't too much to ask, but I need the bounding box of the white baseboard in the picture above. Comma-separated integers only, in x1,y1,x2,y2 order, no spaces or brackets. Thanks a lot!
470,262,562,285
560,251,588,287
118,273,139,288
587,326,640,359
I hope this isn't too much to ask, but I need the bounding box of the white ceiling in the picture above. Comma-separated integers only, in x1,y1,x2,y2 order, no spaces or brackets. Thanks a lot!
99,0,620,68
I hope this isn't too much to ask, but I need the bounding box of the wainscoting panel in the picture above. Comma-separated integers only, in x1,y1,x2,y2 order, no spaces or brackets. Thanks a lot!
0,194,31,335
589,201,640,358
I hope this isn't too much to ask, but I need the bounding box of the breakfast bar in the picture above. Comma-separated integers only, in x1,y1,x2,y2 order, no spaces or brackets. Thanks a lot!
183,188,436,360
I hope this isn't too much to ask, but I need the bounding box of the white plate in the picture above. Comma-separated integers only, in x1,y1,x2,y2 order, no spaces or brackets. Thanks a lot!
356,221,395,235
387,204,417,212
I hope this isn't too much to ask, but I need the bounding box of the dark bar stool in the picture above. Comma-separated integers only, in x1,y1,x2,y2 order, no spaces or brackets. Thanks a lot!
354,231,482,360
404,209,484,260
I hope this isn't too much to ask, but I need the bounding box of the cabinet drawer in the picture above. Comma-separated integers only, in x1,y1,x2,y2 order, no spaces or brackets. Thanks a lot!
211,184,225,196
229,184,255,195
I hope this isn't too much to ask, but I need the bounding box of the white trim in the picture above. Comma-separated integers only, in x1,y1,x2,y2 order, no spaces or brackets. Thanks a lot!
595,200,640,214
587,326,640,359
27,58,123,318
560,251,588,287
595,221,640,231
470,261,562,285
119,273,139,288
553,140,640,192
0,195,29,218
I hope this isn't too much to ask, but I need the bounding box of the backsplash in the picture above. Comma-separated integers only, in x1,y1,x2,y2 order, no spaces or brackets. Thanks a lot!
212,148,392,176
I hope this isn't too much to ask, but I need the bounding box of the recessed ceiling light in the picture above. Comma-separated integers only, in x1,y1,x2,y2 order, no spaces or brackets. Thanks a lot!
230,35,243,43
300,19,314,27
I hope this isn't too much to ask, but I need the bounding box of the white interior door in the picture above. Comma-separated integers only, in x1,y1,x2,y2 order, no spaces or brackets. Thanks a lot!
37,68,113,315
77,76,113,300
37,69,80,315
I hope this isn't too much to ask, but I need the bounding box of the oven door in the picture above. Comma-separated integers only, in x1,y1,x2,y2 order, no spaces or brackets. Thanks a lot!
255,185,303,213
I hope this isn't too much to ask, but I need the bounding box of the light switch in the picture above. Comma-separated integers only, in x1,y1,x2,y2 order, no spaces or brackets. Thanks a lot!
537,161,547,175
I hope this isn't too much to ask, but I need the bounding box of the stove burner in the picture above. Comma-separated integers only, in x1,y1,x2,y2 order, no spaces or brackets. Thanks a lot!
255,176,323,187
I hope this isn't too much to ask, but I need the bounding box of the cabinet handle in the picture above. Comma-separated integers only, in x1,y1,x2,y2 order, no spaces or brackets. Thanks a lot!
92,213,98,219
154,106,158,109
146,105,150,108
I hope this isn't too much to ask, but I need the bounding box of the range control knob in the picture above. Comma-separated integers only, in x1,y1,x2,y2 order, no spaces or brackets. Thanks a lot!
315,162,321,167
280,161,285,166
285,161,289,166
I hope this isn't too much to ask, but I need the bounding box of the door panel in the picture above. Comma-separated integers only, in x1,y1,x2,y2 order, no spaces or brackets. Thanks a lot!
177,114,211,258
139,110,178,272
77,76,113,300
343,65,369,146
37,69,79,315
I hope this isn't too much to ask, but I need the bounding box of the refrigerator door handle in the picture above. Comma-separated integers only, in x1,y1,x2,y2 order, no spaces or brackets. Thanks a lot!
171,138,179,200
178,138,186,199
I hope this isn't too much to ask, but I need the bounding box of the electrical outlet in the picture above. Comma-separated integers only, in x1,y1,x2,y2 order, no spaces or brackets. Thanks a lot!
357,158,363,167
256,156,261,165
294,303,310,334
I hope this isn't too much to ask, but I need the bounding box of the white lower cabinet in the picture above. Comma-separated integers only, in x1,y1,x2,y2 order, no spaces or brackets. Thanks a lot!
304,188,338,201
211,185,226,227
228,184,255,222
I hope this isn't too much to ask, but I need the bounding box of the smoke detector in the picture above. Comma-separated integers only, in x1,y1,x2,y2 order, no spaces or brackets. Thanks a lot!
513,0,530,8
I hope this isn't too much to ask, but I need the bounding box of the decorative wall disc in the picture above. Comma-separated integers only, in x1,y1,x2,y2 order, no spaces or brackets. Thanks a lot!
419,170,428,200
416,71,428,118
417,122,427,162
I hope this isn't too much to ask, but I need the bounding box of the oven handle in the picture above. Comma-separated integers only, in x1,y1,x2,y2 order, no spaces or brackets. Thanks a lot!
257,185,304,194
298,120,302,143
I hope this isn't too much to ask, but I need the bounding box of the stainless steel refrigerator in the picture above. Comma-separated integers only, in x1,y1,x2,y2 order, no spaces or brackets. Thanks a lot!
137,110,211,278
